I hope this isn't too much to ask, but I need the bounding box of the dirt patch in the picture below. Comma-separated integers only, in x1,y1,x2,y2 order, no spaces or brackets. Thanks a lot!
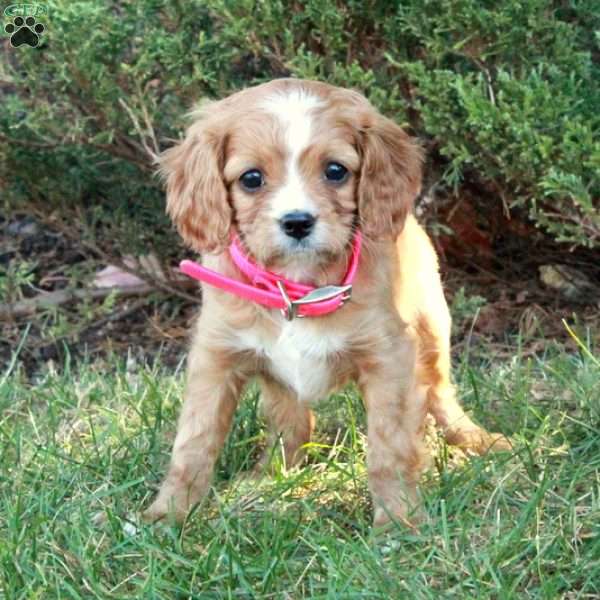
1,212,195,375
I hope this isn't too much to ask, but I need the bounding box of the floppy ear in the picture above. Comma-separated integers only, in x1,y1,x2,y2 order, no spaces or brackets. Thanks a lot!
358,114,423,239
159,112,231,254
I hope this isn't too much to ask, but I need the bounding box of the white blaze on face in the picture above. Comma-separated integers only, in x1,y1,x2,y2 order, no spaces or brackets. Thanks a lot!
262,89,323,222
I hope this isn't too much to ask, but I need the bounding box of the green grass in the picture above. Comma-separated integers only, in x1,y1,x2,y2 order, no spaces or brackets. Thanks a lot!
1,342,599,598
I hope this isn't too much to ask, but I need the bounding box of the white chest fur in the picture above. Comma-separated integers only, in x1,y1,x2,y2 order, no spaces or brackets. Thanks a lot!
235,321,346,402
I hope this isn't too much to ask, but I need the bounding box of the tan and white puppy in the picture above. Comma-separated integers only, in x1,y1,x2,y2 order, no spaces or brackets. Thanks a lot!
145,79,509,526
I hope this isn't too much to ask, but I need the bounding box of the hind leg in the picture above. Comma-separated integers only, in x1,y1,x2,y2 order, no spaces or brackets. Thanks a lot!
256,375,315,470
416,312,511,454
394,218,510,453
426,371,511,454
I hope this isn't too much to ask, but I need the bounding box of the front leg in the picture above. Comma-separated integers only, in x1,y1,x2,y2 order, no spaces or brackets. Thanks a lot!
256,374,315,471
358,336,428,527
144,340,249,523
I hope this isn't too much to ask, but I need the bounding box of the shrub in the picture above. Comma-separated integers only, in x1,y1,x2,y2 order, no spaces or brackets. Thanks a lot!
1,0,598,253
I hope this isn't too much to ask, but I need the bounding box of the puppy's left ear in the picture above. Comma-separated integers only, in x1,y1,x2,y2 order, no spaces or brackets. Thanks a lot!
358,114,423,239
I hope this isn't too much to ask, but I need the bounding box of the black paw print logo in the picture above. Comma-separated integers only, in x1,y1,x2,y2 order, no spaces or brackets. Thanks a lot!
5,15,45,47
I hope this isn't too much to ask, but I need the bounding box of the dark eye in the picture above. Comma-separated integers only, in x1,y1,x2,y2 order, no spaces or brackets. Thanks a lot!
239,169,264,191
324,162,348,183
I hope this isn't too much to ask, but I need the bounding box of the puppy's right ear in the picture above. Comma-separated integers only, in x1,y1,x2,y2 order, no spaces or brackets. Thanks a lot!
159,108,231,254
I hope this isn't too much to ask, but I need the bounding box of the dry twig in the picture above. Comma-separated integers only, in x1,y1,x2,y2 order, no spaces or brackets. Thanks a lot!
1,284,155,320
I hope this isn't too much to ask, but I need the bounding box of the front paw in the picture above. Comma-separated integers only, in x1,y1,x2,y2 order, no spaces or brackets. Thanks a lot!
142,479,201,524
372,503,422,532
371,483,423,531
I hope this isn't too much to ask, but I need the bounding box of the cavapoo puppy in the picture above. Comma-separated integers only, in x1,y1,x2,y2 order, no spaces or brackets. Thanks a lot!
145,79,509,526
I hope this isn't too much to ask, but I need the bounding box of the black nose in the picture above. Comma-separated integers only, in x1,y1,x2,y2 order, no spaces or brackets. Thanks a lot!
280,211,316,240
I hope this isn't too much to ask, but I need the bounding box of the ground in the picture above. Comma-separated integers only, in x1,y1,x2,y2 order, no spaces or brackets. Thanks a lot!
1,210,599,597
1,345,599,597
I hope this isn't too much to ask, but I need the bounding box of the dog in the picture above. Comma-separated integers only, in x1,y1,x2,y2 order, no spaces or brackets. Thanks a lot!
145,79,510,526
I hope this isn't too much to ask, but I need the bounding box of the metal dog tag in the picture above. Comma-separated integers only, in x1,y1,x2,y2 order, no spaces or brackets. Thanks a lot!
292,285,353,305
277,281,353,320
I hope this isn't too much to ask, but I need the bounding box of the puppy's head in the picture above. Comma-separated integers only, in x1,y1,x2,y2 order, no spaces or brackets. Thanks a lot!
160,79,422,270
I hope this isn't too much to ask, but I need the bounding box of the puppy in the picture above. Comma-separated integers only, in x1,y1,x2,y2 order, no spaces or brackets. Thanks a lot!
145,79,509,526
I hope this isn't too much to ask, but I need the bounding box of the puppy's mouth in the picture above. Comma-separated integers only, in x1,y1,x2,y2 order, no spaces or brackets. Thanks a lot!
281,236,318,254
269,238,326,265
273,233,351,271
236,218,354,274
239,234,338,271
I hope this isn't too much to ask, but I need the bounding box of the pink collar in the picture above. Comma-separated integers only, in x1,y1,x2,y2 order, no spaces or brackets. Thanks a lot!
179,230,362,320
